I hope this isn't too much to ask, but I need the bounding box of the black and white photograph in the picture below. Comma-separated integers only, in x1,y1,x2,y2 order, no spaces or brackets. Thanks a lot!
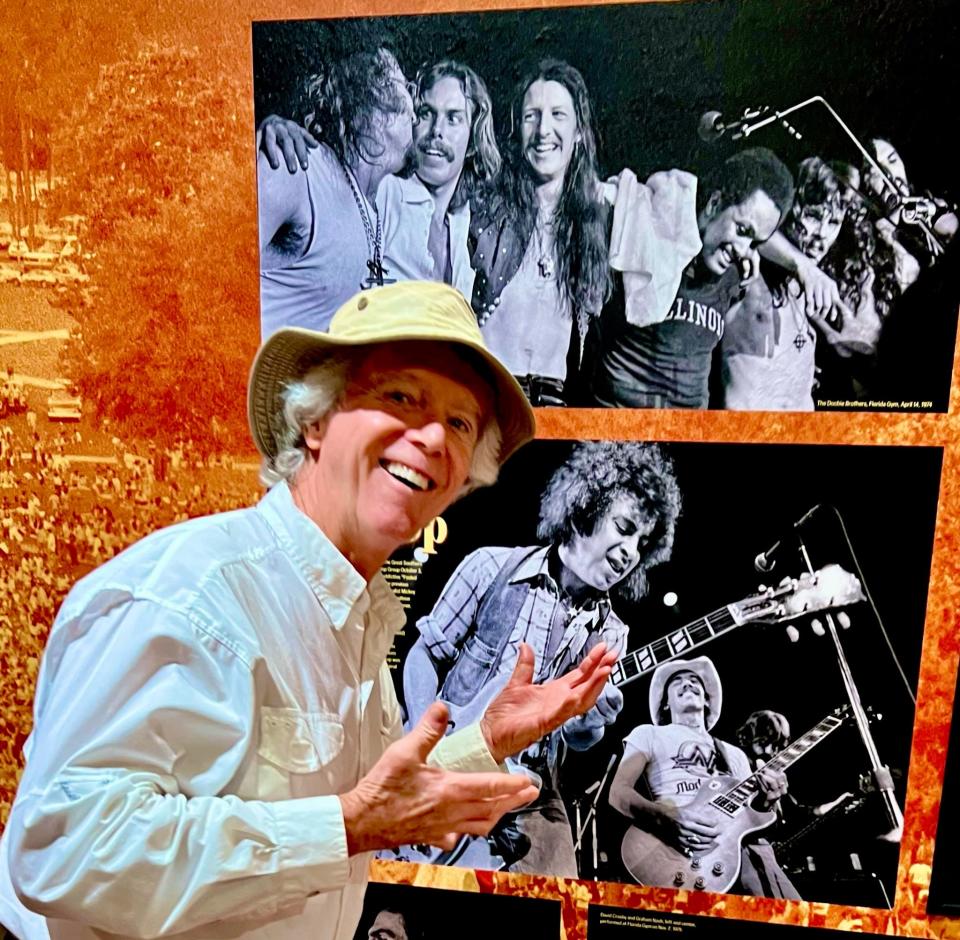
376,440,941,909
351,882,561,940
253,0,960,413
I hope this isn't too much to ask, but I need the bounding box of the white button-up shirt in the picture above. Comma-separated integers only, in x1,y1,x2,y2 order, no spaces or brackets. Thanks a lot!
0,482,496,940
377,174,476,301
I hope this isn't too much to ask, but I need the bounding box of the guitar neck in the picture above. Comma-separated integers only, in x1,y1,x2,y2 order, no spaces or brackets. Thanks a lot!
611,605,741,688
712,709,850,814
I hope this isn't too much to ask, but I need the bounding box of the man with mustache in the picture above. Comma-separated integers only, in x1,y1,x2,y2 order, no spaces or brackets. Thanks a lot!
260,60,499,305
593,147,796,410
610,657,793,898
402,442,682,876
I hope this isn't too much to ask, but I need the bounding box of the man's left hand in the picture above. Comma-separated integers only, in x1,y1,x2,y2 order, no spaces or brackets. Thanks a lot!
755,765,789,809
479,643,617,764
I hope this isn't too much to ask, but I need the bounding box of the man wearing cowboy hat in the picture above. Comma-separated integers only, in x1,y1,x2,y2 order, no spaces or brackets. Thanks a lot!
609,656,790,895
0,281,616,940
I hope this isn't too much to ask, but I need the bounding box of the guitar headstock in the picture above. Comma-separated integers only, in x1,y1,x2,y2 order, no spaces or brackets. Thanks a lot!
733,564,865,625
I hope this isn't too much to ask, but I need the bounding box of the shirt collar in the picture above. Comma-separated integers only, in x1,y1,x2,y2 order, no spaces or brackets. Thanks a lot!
508,544,612,616
256,481,405,633
396,173,470,220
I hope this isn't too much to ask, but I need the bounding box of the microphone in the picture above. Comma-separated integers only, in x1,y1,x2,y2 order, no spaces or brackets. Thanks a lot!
583,753,618,795
697,106,773,143
754,504,823,573
697,110,727,143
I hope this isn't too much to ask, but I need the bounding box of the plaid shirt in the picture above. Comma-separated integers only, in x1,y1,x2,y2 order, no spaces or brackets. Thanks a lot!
415,545,629,774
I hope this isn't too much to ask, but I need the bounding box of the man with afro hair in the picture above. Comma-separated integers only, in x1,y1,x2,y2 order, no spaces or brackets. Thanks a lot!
402,441,682,876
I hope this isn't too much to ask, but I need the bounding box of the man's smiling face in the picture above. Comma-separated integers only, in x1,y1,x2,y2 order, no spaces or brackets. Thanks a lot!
298,342,491,577
699,188,782,277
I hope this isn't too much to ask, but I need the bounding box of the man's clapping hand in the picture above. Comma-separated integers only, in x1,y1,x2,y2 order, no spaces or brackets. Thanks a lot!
480,643,618,763
339,702,539,855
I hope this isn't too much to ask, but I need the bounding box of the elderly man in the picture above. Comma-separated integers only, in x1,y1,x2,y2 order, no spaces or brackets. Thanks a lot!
402,442,682,876
609,656,793,898
0,281,616,940
261,59,500,305
258,49,415,337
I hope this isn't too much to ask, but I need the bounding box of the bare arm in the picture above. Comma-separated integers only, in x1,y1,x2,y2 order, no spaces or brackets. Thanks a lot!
259,115,319,173
256,149,311,260
609,746,719,851
760,231,851,324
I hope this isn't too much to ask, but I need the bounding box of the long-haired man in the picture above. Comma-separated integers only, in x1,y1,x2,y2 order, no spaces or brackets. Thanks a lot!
471,59,612,405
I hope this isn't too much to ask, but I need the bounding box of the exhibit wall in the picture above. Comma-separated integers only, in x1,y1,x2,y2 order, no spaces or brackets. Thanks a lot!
2,0,959,938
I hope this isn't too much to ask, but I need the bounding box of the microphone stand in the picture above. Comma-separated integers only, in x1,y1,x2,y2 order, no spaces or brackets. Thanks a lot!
573,757,618,877
729,96,945,259
793,532,904,841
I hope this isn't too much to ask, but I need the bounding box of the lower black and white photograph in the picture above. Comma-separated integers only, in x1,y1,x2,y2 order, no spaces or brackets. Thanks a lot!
378,440,942,909
352,882,561,940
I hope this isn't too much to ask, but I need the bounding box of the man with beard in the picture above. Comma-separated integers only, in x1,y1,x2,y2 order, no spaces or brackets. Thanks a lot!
260,60,499,306
402,442,682,876
592,147,795,410
258,49,414,337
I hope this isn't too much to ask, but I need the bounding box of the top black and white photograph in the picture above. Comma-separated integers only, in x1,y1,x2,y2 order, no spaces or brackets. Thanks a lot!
252,0,960,413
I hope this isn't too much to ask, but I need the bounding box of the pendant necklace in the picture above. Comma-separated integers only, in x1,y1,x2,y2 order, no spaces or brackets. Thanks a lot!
343,165,392,288
535,210,557,280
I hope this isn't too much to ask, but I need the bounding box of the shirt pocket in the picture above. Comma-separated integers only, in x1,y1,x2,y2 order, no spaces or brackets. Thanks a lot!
258,707,345,774
441,633,501,709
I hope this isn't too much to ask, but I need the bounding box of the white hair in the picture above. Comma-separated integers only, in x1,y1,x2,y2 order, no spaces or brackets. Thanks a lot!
259,349,502,493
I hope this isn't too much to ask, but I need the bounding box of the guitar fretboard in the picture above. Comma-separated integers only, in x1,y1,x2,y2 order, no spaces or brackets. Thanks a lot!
610,606,740,688
710,709,850,815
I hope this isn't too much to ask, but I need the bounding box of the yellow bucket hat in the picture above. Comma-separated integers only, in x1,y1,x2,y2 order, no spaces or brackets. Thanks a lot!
249,280,536,466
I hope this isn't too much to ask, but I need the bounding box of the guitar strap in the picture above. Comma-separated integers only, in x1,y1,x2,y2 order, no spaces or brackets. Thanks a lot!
711,736,733,775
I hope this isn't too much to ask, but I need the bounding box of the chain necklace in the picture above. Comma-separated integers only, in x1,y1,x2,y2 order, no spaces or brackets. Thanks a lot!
534,209,557,280
342,164,391,288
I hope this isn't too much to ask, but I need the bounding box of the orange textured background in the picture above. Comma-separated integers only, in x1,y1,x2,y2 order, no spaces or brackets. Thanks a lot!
2,0,959,938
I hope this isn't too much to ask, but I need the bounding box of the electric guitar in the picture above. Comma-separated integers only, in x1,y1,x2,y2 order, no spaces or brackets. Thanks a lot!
392,564,863,868
620,705,852,891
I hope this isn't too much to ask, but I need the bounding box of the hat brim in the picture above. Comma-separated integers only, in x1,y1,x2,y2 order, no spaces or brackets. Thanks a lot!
248,326,535,470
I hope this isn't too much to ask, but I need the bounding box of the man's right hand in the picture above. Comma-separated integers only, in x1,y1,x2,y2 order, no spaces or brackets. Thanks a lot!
652,802,720,853
259,115,319,173
339,702,539,855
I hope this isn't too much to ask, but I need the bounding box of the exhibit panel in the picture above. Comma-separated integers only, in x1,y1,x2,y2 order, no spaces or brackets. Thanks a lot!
2,0,959,938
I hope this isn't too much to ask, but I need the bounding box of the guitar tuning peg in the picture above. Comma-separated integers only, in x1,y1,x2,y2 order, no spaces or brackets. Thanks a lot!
785,625,800,643
837,611,851,629
758,584,767,593
810,618,826,637
778,575,791,587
